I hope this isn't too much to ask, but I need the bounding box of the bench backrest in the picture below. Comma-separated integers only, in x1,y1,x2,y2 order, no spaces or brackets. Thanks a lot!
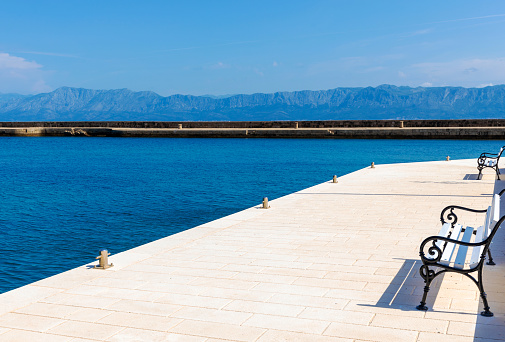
485,194,500,237
498,146,505,159
467,194,501,269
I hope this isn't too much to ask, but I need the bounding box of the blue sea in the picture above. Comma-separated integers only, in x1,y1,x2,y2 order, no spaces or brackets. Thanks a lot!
0,137,501,293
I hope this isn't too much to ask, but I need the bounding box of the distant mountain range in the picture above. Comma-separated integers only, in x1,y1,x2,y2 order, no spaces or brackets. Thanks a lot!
1,84,505,121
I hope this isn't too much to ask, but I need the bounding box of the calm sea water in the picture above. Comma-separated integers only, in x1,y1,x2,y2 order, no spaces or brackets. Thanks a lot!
0,137,501,293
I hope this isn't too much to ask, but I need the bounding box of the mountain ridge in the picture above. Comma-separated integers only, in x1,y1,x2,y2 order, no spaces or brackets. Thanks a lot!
1,84,505,121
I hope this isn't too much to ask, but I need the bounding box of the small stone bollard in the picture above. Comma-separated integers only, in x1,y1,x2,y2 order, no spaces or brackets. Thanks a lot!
262,197,270,209
399,121,404,128
446,156,450,161
371,162,375,168
332,175,338,183
294,122,299,129
178,124,183,129
94,249,113,269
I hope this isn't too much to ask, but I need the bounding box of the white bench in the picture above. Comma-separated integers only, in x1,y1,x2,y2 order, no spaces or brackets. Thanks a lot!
417,193,503,316
477,146,505,180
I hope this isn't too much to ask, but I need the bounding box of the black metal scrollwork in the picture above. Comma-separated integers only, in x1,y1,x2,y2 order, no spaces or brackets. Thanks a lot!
420,238,443,263
427,241,443,262
419,265,435,281
440,206,458,226
440,205,486,226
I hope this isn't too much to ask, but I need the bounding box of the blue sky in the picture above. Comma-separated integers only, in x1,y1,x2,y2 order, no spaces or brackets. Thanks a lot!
1,1,505,95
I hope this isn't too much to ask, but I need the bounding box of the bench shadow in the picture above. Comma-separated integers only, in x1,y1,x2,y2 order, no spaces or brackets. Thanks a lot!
357,259,443,311
466,168,505,181
463,173,505,180
357,259,476,315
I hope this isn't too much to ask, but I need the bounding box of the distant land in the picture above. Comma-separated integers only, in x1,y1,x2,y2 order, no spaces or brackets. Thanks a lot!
1,84,505,121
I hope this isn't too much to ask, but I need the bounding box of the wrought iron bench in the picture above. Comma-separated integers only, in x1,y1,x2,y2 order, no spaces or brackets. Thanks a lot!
417,192,503,316
477,146,505,180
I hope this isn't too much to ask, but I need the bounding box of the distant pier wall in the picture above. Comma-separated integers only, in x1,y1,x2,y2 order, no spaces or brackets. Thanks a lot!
1,120,505,139
3,119,505,128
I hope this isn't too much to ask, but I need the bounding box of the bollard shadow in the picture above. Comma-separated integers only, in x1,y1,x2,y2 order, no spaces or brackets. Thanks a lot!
358,259,448,312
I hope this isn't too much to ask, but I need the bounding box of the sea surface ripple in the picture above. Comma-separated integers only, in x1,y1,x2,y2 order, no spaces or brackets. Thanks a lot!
0,137,500,293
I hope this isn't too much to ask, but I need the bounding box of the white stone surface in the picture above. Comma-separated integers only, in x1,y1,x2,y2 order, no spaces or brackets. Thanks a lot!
0,158,504,341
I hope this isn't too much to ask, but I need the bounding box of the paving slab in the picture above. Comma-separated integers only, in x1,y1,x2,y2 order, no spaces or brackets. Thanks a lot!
0,158,504,341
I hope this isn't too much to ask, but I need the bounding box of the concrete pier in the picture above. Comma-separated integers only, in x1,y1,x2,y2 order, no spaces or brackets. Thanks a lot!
2,126,505,139
0,159,504,341
2,119,505,138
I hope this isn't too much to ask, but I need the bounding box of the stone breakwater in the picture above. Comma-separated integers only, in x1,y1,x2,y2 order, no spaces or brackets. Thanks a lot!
1,120,505,139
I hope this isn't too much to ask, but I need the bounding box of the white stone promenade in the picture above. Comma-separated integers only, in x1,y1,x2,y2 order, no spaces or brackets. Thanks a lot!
0,159,504,341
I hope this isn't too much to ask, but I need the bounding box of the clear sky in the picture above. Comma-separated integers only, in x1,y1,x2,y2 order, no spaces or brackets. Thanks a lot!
1,1,505,95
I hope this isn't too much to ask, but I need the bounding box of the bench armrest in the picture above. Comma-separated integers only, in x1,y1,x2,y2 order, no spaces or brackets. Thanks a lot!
480,152,498,157
440,205,487,226
419,235,488,263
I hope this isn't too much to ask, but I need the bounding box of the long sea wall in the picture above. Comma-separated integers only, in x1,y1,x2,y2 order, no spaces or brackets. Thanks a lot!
3,119,505,128
1,120,505,138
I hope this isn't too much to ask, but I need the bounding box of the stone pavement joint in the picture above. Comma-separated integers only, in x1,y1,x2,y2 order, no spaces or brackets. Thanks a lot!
0,158,504,341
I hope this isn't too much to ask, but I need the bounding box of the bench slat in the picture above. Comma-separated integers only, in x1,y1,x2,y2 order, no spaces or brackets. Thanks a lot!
454,226,474,269
436,223,452,249
440,224,463,266
469,225,485,268
491,194,500,227
483,206,491,239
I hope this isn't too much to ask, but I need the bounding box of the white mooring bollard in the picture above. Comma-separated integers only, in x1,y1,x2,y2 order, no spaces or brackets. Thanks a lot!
94,249,114,269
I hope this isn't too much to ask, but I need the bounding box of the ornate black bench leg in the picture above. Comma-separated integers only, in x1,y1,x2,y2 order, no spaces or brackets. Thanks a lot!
487,249,496,265
478,268,494,317
417,285,430,311
417,265,433,311
477,168,483,180
497,167,501,181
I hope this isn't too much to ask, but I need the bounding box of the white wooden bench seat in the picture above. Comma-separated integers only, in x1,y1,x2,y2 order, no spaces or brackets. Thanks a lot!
417,193,503,317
